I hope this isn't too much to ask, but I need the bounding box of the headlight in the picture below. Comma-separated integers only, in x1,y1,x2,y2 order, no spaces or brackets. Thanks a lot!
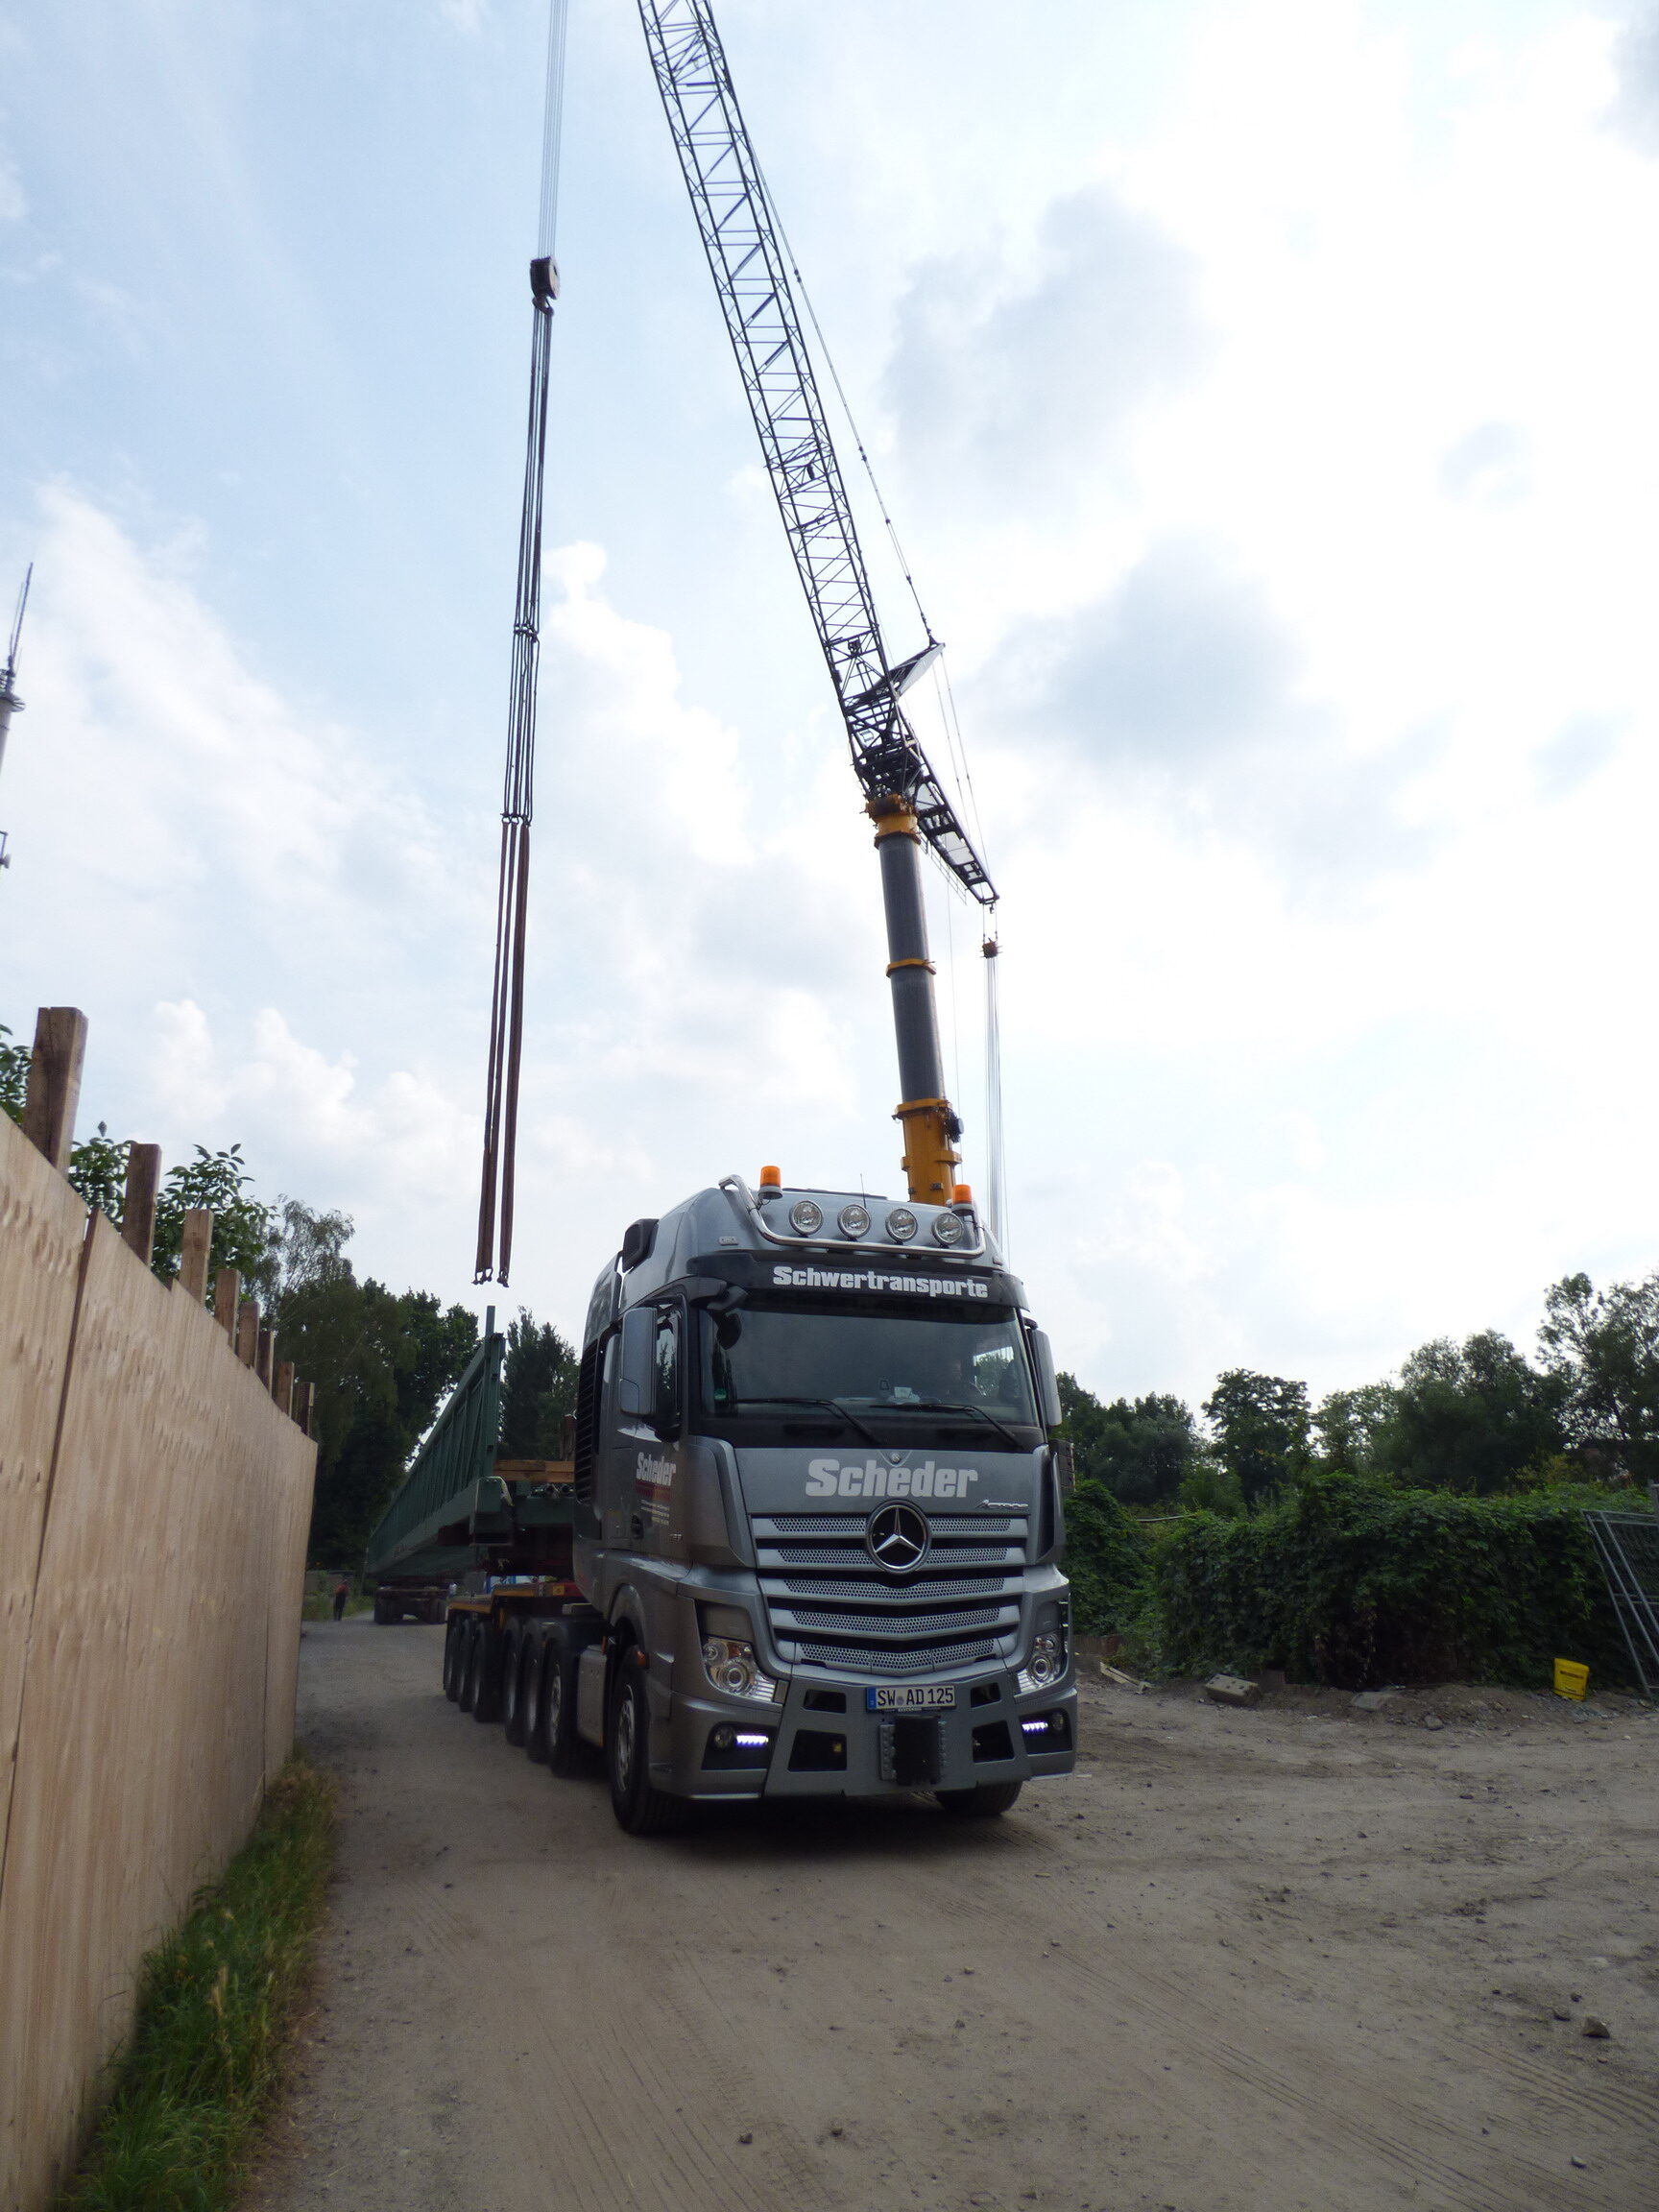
885,1207,918,1242
1017,1601,1070,1695
837,1202,871,1238
788,1198,824,1235
931,1211,966,1247
700,1636,779,1703
1018,1633,1064,1692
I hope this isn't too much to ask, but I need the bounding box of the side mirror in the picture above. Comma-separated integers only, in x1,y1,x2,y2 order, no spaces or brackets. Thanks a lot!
1028,1327,1063,1432
618,1307,655,1418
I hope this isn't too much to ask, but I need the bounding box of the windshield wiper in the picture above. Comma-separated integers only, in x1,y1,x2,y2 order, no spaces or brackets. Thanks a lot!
899,1399,1027,1452
731,1395,885,1449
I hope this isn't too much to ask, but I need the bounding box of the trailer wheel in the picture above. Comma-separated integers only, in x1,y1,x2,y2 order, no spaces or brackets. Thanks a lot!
443,1617,466,1701
501,1626,527,1746
470,1621,504,1724
935,1781,1023,1818
457,1620,482,1713
521,1631,551,1764
607,1653,687,1836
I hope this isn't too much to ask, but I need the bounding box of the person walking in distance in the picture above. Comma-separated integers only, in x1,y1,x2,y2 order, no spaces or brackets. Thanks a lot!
332,1577,350,1622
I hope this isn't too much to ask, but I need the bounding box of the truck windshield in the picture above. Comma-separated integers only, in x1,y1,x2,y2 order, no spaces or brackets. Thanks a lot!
701,1299,1040,1443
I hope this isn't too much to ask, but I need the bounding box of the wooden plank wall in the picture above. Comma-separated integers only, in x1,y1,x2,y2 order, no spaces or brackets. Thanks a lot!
0,1118,87,1901
0,1123,317,2212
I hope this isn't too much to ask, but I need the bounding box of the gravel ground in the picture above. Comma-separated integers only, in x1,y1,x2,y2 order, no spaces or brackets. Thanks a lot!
250,1622,1659,2212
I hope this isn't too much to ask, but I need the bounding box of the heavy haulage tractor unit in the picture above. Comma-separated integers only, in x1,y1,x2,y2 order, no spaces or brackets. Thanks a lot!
365,1170,1075,1834
400,0,1083,1833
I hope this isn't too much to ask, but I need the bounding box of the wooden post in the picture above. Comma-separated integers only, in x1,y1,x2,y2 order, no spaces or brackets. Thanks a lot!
213,1267,240,1339
179,1211,215,1303
21,1007,87,1171
120,1143,162,1268
256,1326,276,1388
236,1299,259,1367
276,1361,295,1418
295,1380,314,1437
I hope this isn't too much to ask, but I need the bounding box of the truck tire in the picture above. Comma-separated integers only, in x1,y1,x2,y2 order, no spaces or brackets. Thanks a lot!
542,1629,594,1778
443,1616,466,1701
607,1653,687,1836
457,1619,481,1713
470,1621,505,1723
501,1626,527,1746
521,1630,551,1764
935,1781,1023,1818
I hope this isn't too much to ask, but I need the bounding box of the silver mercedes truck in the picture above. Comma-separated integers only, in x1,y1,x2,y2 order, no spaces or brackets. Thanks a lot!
540,1171,1076,1832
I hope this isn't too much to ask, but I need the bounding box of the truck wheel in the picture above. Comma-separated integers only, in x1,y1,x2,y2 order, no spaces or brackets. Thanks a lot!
607,1655,687,1836
471,1623,504,1723
501,1627,527,1746
521,1631,551,1764
442,1617,465,1701
458,1620,481,1713
543,1631,594,1778
935,1781,1023,1818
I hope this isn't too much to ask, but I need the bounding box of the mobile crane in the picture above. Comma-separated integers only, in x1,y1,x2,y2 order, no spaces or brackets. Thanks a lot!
373,0,1076,1833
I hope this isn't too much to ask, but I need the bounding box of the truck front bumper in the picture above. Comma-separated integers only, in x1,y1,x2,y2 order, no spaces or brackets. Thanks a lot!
664,1667,1077,1800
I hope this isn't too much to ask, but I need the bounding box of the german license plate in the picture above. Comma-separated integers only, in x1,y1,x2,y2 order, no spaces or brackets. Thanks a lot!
866,1685,956,1713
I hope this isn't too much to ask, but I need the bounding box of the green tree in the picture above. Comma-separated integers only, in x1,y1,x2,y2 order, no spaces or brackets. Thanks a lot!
1062,1479,1153,1635
499,1310,580,1459
1314,1381,1400,1473
1538,1271,1659,1485
61,1126,276,1305
276,1272,477,1566
1373,1331,1567,1495
1203,1369,1311,1503
1175,1455,1247,1517
154,1143,274,1297
263,1196,355,1302
66,1124,131,1217
0,1022,28,1123
1057,1374,1196,1506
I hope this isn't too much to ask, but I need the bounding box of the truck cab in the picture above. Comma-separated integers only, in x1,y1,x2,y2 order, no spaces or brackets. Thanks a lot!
566,1172,1076,1830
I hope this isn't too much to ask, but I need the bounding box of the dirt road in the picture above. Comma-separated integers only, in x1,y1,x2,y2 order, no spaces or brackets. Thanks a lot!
252,1623,1659,2212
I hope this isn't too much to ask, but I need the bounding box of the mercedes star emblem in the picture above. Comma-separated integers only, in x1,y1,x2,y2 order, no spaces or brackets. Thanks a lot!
866,1503,930,1572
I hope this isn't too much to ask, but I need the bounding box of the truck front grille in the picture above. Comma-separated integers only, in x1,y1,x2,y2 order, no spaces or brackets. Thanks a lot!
798,1639,1000,1675
751,1508,1031,1679
779,1575,1006,1601
786,1604,1004,1637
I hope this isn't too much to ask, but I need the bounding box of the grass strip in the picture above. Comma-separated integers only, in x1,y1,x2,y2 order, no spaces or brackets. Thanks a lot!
57,1759,335,2212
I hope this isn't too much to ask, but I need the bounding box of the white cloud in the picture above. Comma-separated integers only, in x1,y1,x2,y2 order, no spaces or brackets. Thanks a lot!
12,3,1659,1419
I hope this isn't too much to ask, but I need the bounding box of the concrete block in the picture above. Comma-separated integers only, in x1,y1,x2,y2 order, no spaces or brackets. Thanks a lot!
1203,1673,1261,1709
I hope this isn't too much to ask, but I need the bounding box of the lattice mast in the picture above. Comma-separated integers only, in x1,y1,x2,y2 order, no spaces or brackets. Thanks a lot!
475,4,570,1286
637,0,997,1209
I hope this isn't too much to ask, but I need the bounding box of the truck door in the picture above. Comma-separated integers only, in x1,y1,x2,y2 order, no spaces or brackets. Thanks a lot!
612,1301,685,1558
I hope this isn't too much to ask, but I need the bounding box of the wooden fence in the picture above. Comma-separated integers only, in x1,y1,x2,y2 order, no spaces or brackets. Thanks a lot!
0,1012,317,2212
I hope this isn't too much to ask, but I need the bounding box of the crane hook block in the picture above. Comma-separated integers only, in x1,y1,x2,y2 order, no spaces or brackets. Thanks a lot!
529,256,561,303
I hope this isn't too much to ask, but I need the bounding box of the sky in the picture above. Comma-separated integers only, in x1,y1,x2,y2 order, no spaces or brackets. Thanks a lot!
4,0,1659,1413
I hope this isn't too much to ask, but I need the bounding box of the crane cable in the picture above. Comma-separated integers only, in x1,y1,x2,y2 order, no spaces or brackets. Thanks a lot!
475,0,571,1287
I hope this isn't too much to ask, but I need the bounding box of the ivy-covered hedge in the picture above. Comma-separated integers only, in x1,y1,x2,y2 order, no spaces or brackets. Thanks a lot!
1151,1472,1632,1691
1063,1480,1154,1638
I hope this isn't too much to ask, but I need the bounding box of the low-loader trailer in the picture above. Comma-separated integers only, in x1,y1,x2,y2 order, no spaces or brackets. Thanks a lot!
365,1172,1075,1834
